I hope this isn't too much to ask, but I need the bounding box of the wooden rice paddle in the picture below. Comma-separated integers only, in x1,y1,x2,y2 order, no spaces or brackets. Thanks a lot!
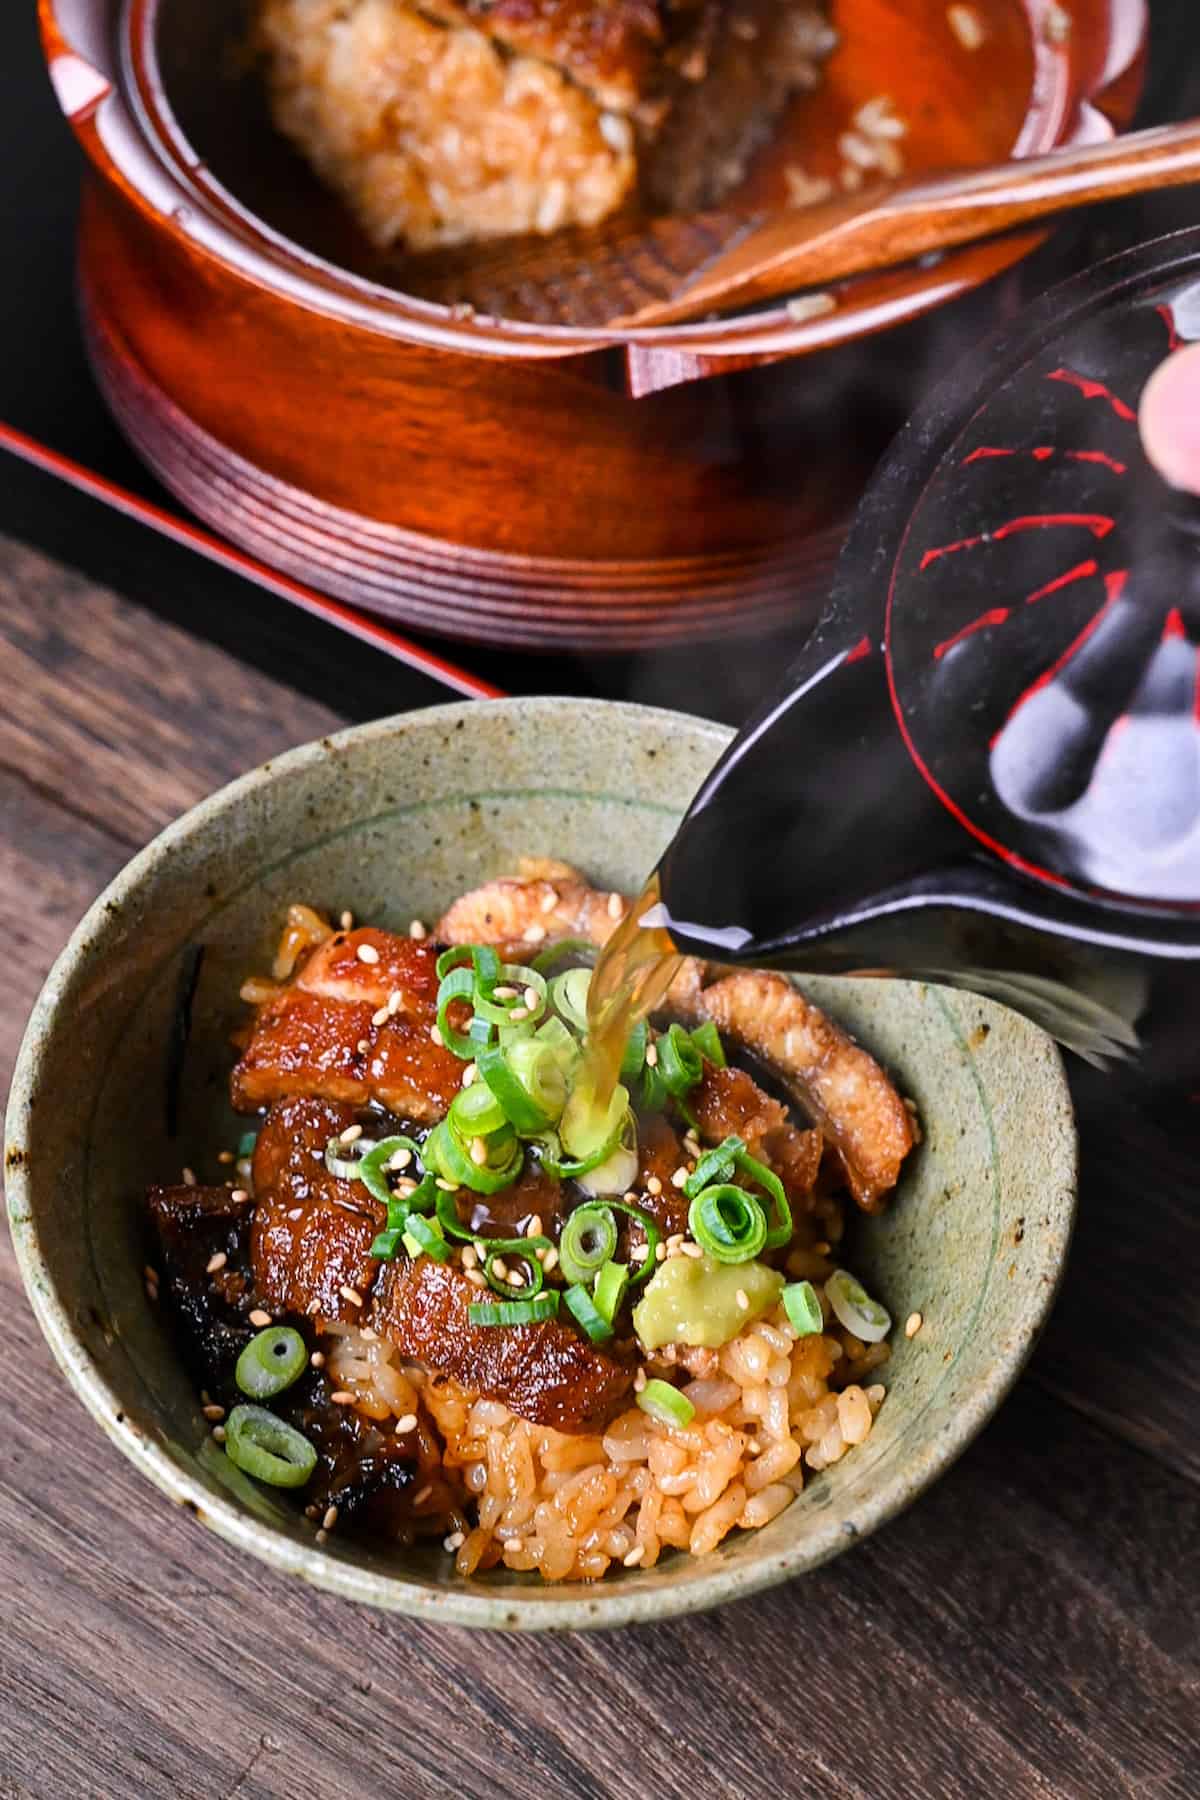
413,119,1200,329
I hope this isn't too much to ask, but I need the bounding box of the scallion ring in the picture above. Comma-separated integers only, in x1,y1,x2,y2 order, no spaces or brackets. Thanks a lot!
602,1198,661,1287
619,1019,648,1082
483,1239,548,1300
422,1118,523,1196
224,1404,317,1489
477,1038,566,1134
549,966,592,1033
468,1293,559,1326
447,1081,509,1141
559,1077,628,1166
688,1183,768,1264
689,1021,726,1068
435,965,479,1058
657,1023,703,1099
436,944,501,987
637,1380,695,1430
403,1212,452,1262
356,1135,422,1207
593,1259,629,1324
559,1205,618,1285
235,1326,308,1400
639,1062,667,1115
564,1283,613,1343
530,937,597,975
782,1280,824,1337
324,1133,380,1183
684,1134,793,1250
826,1270,892,1344
473,963,548,1028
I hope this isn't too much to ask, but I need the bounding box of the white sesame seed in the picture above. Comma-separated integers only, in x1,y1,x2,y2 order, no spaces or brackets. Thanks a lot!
444,1531,465,1552
633,1368,647,1392
665,1233,684,1250
395,1179,417,1198
315,1528,328,1545
395,1413,418,1433
491,1259,510,1282
414,1483,433,1505
746,1438,761,1455
469,1137,489,1167
144,1265,159,1285
182,1167,197,1187
430,1024,444,1047
735,1288,750,1310
465,1269,487,1288
624,1191,638,1205
507,1266,526,1288
230,1189,249,1204
655,1243,667,1261
249,1309,272,1328
356,943,380,965
644,1043,658,1068
493,985,518,1000
542,1247,559,1273
540,890,557,914
607,892,623,920
523,986,540,1012
387,1147,413,1172
211,1425,226,1443
202,1403,225,1421
356,1038,370,1055
306,1299,321,1316
330,1391,356,1406
680,1241,704,1258
521,924,547,944
217,1150,234,1165
526,1214,543,1238
387,990,403,1016
462,1245,478,1270
461,1062,478,1087
409,919,427,940
340,910,354,930
371,1005,389,1027
671,1167,688,1189
646,1176,663,1196
339,1124,363,1146
322,1505,339,1531
340,1285,364,1307
508,1007,530,1023
905,1312,923,1338
867,1383,887,1405
310,1351,325,1369
622,1544,645,1567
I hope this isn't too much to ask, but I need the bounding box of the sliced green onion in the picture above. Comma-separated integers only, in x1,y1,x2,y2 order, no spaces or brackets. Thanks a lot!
468,1293,560,1326
575,1124,639,1198
560,1077,628,1165
435,965,478,1058
481,1233,551,1300
235,1326,308,1399
403,1212,452,1262
324,1133,380,1183
593,1259,629,1324
603,1198,662,1287
478,1039,565,1134
448,1081,509,1140
657,1023,703,1099
236,1130,259,1158
436,944,501,987
530,937,596,975
563,1283,614,1342
422,1118,523,1195
688,1184,768,1264
689,1021,726,1068
619,1019,648,1082
433,1183,474,1243
474,963,548,1029
782,1280,824,1337
826,1270,892,1343
637,1380,695,1430
357,1135,422,1207
224,1404,317,1488
559,1205,618,1285
549,967,592,1033
639,1062,667,1115
533,1014,580,1073
370,1226,405,1260
684,1134,792,1250
370,1167,440,1261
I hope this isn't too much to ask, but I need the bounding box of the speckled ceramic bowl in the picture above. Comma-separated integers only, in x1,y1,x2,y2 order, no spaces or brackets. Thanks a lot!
5,698,1076,1630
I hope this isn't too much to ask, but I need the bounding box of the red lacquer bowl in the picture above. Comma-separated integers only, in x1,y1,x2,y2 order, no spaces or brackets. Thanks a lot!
42,0,1147,649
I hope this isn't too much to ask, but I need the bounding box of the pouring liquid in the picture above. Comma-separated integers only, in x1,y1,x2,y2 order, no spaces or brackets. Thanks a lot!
583,874,681,1100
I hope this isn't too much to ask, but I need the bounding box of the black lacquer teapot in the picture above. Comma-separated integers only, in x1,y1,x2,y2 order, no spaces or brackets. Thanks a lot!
653,230,1200,1075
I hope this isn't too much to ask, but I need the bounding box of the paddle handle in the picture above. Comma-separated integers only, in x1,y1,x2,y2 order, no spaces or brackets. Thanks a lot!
636,119,1200,324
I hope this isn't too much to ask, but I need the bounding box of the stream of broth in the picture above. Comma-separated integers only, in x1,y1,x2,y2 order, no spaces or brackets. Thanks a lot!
583,873,682,1100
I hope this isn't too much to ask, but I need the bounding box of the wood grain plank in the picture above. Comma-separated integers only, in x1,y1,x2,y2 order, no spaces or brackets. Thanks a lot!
0,534,342,849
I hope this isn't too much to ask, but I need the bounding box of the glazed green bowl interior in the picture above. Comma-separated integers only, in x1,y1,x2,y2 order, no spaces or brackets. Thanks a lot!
5,698,1076,1630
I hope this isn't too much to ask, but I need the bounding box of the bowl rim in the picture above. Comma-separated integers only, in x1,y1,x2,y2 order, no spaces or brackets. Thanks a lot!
40,0,1146,367
4,696,1079,1630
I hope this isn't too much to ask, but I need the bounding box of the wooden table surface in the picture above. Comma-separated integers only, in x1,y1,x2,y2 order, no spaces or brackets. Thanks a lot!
2,536,1198,1800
